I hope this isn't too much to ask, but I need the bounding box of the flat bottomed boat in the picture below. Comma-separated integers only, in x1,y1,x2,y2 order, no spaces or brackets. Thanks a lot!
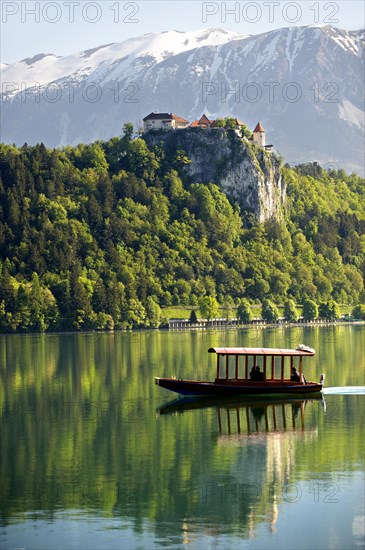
155,346,324,397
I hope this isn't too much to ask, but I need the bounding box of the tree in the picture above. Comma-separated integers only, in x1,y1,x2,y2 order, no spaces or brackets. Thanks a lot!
241,125,252,139
29,273,46,332
145,296,161,328
0,264,16,314
122,122,134,142
352,304,365,320
223,117,237,129
0,138,364,334
302,299,318,321
237,299,252,324
68,267,95,330
283,299,299,322
121,298,146,329
214,118,226,128
222,296,234,321
15,284,31,330
319,300,340,320
261,299,279,323
189,309,198,324
199,296,219,321
92,278,107,313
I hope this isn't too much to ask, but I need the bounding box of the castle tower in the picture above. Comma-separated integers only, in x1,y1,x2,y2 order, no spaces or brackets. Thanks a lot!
253,122,266,147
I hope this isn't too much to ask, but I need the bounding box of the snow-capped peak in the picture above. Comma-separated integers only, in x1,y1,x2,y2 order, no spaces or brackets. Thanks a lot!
1,28,248,92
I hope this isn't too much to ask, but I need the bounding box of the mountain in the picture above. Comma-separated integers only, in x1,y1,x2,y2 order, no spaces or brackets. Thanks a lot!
1,26,364,174
0,136,364,332
144,128,284,222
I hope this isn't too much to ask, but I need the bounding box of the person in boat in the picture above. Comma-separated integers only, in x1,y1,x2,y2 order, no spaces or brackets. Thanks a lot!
250,365,264,381
256,366,264,381
290,366,300,382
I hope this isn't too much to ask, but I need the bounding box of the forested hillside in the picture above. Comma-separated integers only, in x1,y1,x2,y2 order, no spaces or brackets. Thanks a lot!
0,126,364,331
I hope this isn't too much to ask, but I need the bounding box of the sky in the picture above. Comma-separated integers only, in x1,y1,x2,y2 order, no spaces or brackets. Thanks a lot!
1,0,364,64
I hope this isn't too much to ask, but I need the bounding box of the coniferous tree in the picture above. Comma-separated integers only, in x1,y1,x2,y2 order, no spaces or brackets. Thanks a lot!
189,309,198,324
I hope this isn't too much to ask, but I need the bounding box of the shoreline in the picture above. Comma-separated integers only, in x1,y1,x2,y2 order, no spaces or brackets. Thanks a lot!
0,320,363,337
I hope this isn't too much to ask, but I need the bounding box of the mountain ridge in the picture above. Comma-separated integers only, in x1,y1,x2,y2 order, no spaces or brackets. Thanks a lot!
1,25,364,174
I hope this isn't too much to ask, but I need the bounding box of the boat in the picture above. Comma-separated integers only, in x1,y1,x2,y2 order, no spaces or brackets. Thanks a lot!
157,394,323,415
157,396,322,442
155,345,324,397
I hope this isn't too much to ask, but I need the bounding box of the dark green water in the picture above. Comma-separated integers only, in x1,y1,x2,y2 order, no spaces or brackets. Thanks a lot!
0,325,364,549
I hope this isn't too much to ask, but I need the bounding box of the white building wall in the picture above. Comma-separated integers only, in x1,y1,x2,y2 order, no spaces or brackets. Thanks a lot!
253,131,266,147
143,119,174,131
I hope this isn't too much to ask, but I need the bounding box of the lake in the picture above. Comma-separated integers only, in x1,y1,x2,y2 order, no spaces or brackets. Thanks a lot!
0,325,364,549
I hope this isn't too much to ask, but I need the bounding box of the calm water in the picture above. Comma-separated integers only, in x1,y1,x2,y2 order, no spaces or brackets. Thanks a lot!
0,325,364,549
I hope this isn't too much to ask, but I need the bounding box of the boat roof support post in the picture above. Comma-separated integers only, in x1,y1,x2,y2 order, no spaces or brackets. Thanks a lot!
216,355,220,381
300,402,305,429
226,355,229,381
281,356,285,381
218,408,222,432
236,408,241,433
282,403,287,429
265,408,269,431
235,355,239,380
245,355,248,380
299,356,303,384
273,405,277,430
271,356,275,380
263,355,267,380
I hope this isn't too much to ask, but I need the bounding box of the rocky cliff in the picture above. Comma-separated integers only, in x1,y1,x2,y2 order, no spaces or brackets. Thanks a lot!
144,128,285,222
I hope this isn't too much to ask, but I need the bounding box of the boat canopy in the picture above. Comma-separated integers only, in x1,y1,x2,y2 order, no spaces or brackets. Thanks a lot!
208,347,315,357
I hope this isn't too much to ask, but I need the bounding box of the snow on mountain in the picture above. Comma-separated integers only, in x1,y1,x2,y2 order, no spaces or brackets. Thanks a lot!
1,25,364,174
1,28,248,92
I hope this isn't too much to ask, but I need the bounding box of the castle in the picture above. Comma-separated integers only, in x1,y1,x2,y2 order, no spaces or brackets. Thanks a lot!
142,112,272,151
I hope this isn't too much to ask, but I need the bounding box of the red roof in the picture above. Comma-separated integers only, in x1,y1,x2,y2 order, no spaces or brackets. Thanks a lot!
172,114,189,123
208,347,315,357
253,122,265,132
199,114,211,124
189,114,215,128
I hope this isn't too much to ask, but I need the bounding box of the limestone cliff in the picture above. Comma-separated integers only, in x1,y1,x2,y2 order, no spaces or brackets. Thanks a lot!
144,128,285,222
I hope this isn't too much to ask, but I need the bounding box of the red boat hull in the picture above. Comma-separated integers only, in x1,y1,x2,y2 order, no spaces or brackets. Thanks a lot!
155,377,323,396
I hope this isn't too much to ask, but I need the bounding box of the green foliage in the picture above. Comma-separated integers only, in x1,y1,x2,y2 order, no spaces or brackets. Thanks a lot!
222,296,234,321
199,296,219,321
237,299,252,323
261,299,279,323
302,299,319,321
319,300,341,320
0,135,363,333
189,309,198,324
241,125,253,139
283,299,299,322
214,117,236,129
352,304,365,319
145,296,161,328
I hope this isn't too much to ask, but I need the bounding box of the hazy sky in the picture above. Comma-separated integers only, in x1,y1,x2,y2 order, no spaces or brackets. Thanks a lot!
1,0,364,64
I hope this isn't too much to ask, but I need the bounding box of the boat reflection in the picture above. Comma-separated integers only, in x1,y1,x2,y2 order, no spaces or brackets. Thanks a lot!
158,396,324,442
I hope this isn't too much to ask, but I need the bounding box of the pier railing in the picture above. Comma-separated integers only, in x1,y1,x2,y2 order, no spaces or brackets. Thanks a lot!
168,317,348,330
